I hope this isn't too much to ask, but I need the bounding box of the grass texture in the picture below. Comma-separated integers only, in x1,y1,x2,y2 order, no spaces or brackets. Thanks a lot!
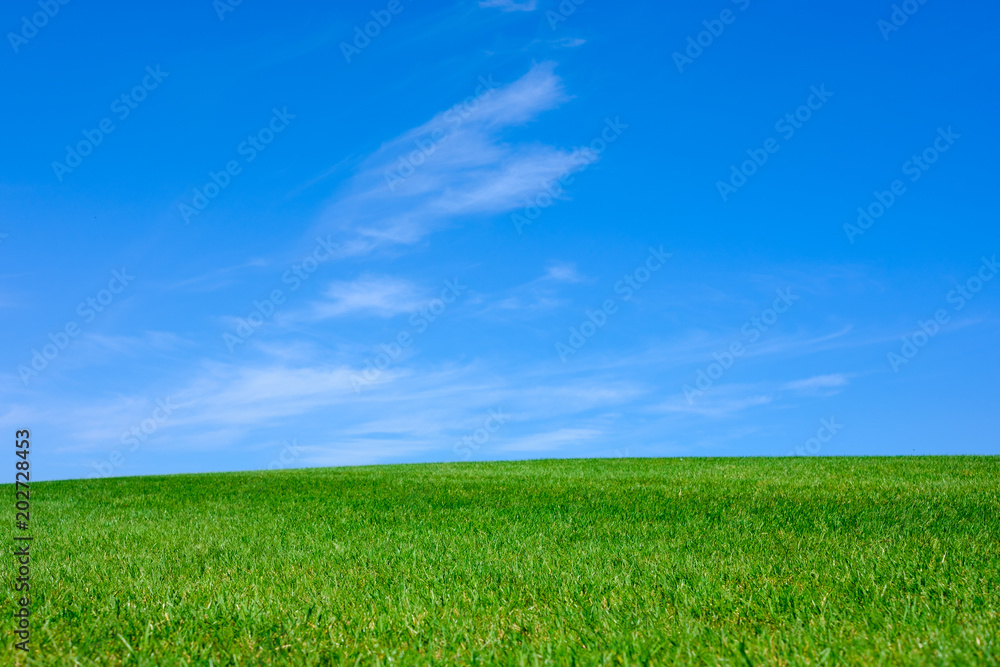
3,457,999,665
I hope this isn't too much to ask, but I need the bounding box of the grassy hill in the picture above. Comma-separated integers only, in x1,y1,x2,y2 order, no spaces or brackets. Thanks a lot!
4,457,999,665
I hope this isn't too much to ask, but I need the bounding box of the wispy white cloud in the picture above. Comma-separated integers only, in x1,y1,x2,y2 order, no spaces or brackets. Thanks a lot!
541,262,586,283
782,373,851,392
479,0,538,12
306,274,424,319
475,261,589,313
85,331,196,355
34,362,361,454
312,62,592,254
654,372,852,419
498,427,602,453
656,390,775,418
169,363,357,428
167,259,270,292
295,439,442,468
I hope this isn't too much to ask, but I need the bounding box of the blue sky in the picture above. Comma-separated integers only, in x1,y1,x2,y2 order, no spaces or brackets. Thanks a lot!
2,0,998,481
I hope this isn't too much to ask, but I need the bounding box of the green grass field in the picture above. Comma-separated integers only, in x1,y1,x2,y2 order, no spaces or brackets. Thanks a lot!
3,457,999,665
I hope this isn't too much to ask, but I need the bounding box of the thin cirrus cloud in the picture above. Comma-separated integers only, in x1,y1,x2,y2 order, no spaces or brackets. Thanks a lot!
656,388,776,419
312,61,591,254
497,428,604,454
541,262,587,283
781,374,851,392
655,374,853,419
478,0,538,12
302,274,425,320
474,262,586,313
